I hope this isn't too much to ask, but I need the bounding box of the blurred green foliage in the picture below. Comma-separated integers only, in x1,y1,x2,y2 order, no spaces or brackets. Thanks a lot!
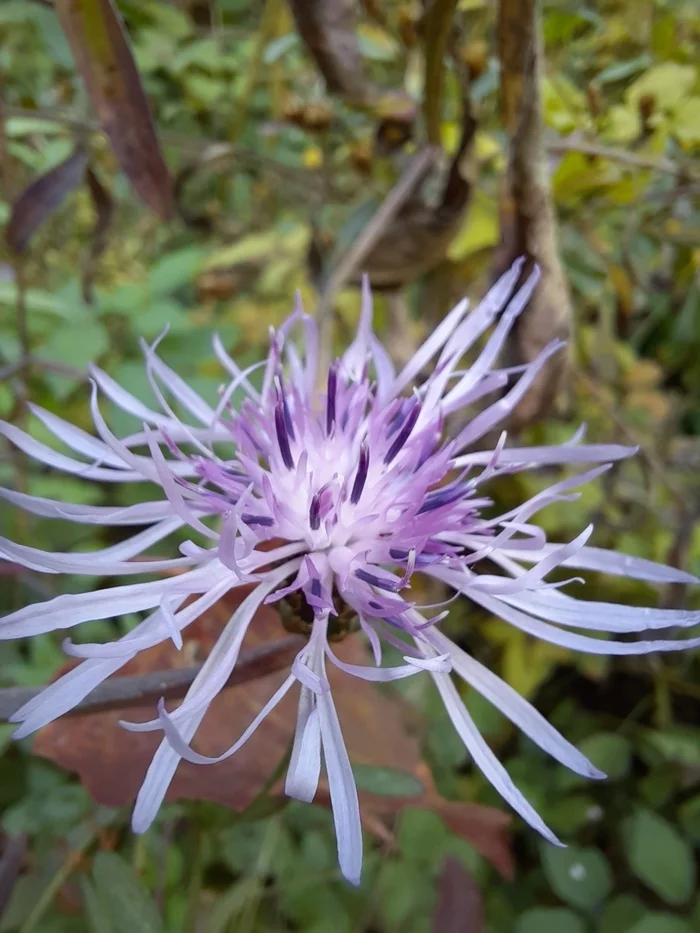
1,0,700,931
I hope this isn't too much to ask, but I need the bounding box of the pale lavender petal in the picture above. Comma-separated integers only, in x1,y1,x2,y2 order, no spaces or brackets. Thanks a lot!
285,687,322,803
454,442,636,469
317,678,363,885
391,298,469,397
431,670,563,846
139,340,216,425
467,588,700,656
0,420,144,482
28,404,125,466
430,630,604,778
504,590,700,634
150,675,296,765
500,543,699,585
0,488,174,525
89,363,171,424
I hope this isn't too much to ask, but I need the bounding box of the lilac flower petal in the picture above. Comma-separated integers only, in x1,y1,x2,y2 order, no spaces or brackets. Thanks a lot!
0,564,227,638
154,675,297,765
430,630,604,778
454,442,636,469
286,688,322,802
89,364,171,425
139,340,216,425
467,588,700,656
0,488,175,525
431,670,563,845
317,679,363,885
391,297,469,396
11,656,127,738
122,562,300,734
324,644,450,681
27,404,126,466
504,590,700,634
437,259,526,366
132,710,207,833
212,333,261,402
453,339,565,451
0,527,191,576
500,543,700,585
0,420,148,482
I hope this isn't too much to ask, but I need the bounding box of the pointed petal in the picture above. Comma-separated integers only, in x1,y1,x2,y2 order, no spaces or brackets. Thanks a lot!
430,631,604,779
285,687,322,802
500,543,699,586
431,670,562,846
317,681,363,885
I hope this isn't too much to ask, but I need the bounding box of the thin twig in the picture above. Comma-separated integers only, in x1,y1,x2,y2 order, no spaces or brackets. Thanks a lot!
548,137,699,179
0,635,303,722
315,146,439,383
0,355,87,382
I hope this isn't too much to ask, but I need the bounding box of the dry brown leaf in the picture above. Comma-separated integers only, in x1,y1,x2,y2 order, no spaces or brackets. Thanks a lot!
35,588,512,876
55,0,173,218
431,855,484,933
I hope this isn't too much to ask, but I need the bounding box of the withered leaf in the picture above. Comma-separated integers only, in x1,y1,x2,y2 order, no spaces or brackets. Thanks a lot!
431,856,484,933
55,0,173,219
35,588,512,877
6,147,89,253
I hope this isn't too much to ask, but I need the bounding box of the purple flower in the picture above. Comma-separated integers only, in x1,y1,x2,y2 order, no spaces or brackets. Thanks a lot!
1,259,698,884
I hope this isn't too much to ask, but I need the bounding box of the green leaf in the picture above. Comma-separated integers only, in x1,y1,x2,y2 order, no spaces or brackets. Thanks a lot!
628,915,694,933
352,765,424,798
148,246,206,295
578,732,632,779
41,319,108,369
541,844,613,910
79,877,113,933
92,852,163,933
0,282,76,318
600,895,647,933
516,907,586,933
623,810,696,905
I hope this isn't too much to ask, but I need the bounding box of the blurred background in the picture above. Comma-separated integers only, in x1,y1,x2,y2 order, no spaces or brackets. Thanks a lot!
1,1,700,931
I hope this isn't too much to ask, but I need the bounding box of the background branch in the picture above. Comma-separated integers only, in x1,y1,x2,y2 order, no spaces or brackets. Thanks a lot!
0,635,303,723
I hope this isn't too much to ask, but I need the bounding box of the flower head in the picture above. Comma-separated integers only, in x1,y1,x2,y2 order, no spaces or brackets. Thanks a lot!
1,260,698,884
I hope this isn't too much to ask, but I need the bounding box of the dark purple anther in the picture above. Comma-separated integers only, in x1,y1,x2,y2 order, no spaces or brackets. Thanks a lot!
350,443,370,505
384,399,421,464
241,513,275,527
274,400,295,470
309,492,321,530
417,486,465,514
355,568,400,592
276,373,295,441
326,362,338,436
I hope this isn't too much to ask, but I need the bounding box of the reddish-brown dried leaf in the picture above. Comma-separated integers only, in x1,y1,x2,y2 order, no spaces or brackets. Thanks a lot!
431,856,484,933
35,589,512,876
6,147,88,253
55,0,173,218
